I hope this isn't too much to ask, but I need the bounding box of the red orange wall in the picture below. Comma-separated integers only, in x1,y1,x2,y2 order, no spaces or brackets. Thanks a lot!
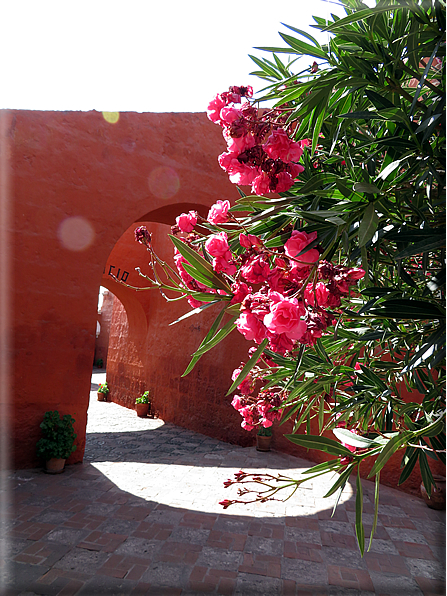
4,109,240,468
94,290,114,367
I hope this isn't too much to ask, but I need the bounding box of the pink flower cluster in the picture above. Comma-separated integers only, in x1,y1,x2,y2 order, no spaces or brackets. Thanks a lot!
207,86,305,194
231,375,283,430
170,218,364,349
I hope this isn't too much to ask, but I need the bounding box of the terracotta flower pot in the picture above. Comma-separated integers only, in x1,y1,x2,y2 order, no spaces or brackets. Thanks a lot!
45,458,66,474
97,392,107,401
256,435,272,452
421,475,446,510
136,403,150,417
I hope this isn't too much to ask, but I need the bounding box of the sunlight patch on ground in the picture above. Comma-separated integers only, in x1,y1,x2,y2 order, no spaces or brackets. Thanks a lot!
91,460,354,518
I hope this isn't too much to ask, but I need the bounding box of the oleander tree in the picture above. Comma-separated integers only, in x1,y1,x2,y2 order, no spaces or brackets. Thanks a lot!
133,0,445,554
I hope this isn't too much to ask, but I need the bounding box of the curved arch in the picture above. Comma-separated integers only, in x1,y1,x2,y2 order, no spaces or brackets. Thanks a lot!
100,276,148,347
136,202,211,226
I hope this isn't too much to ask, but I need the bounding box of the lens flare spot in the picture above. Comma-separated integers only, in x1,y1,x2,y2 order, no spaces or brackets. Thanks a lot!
102,112,120,124
58,216,95,251
148,166,180,199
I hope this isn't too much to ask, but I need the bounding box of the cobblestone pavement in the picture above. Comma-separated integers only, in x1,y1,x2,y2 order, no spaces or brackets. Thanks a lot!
1,370,445,595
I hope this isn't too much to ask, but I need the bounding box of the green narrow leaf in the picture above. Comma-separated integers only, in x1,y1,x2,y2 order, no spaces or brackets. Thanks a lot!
367,472,380,552
285,434,354,457
368,432,411,478
181,307,227,375
394,236,446,260
398,447,419,485
170,300,220,328
358,203,379,247
332,428,379,449
419,450,435,498
281,23,321,47
324,463,355,497
409,39,442,118
193,316,238,357
248,54,282,79
318,397,325,433
353,182,382,194
169,235,231,292
302,459,341,475
294,398,317,432
278,32,328,59
356,467,365,556
182,263,228,291
226,339,268,396
322,6,403,32
376,158,405,181
312,107,326,155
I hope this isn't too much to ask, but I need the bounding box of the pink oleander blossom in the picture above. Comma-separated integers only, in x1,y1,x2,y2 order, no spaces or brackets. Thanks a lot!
284,230,318,258
230,281,252,305
267,267,288,293
205,232,231,258
264,293,306,341
304,282,330,307
285,230,320,268
218,151,240,171
213,256,237,276
224,132,256,154
207,94,227,123
263,129,303,163
220,106,242,126
241,292,271,319
231,395,244,411
347,267,365,280
287,162,305,180
236,312,267,344
251,172,271,195
174,254,194,285
176,210,197,233
257,401,281,427
274,171,294,193
218,151,260,186
241,254,271,284
231,368,254,396
239,233,262,249
207,200,230,225
267,331,295,354
229,163,260,186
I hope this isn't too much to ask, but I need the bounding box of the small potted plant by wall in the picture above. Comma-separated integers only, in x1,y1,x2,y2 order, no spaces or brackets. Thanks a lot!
256,426,273,452
97,382,109,401
36,410,77,474
135,391,151,417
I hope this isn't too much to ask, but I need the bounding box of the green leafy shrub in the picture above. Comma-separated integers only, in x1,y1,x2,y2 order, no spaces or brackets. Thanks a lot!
132,0,445,554
97,382,109,394
136,391,150,404
36,411,77,461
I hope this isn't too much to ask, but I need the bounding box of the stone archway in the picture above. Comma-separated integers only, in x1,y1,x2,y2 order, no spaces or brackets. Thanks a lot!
6,109,241,468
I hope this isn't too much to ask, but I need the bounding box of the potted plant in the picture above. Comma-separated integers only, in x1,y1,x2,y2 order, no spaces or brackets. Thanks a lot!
256,426,272,452
36,411,77,474
97,382,109,401
135,391,151,417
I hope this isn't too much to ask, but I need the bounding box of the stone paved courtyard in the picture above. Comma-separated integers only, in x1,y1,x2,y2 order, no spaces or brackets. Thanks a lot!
1,370,445,595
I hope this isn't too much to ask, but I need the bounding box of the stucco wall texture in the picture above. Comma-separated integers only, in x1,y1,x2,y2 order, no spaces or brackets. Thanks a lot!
2,109,440,497
94,290,114,368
